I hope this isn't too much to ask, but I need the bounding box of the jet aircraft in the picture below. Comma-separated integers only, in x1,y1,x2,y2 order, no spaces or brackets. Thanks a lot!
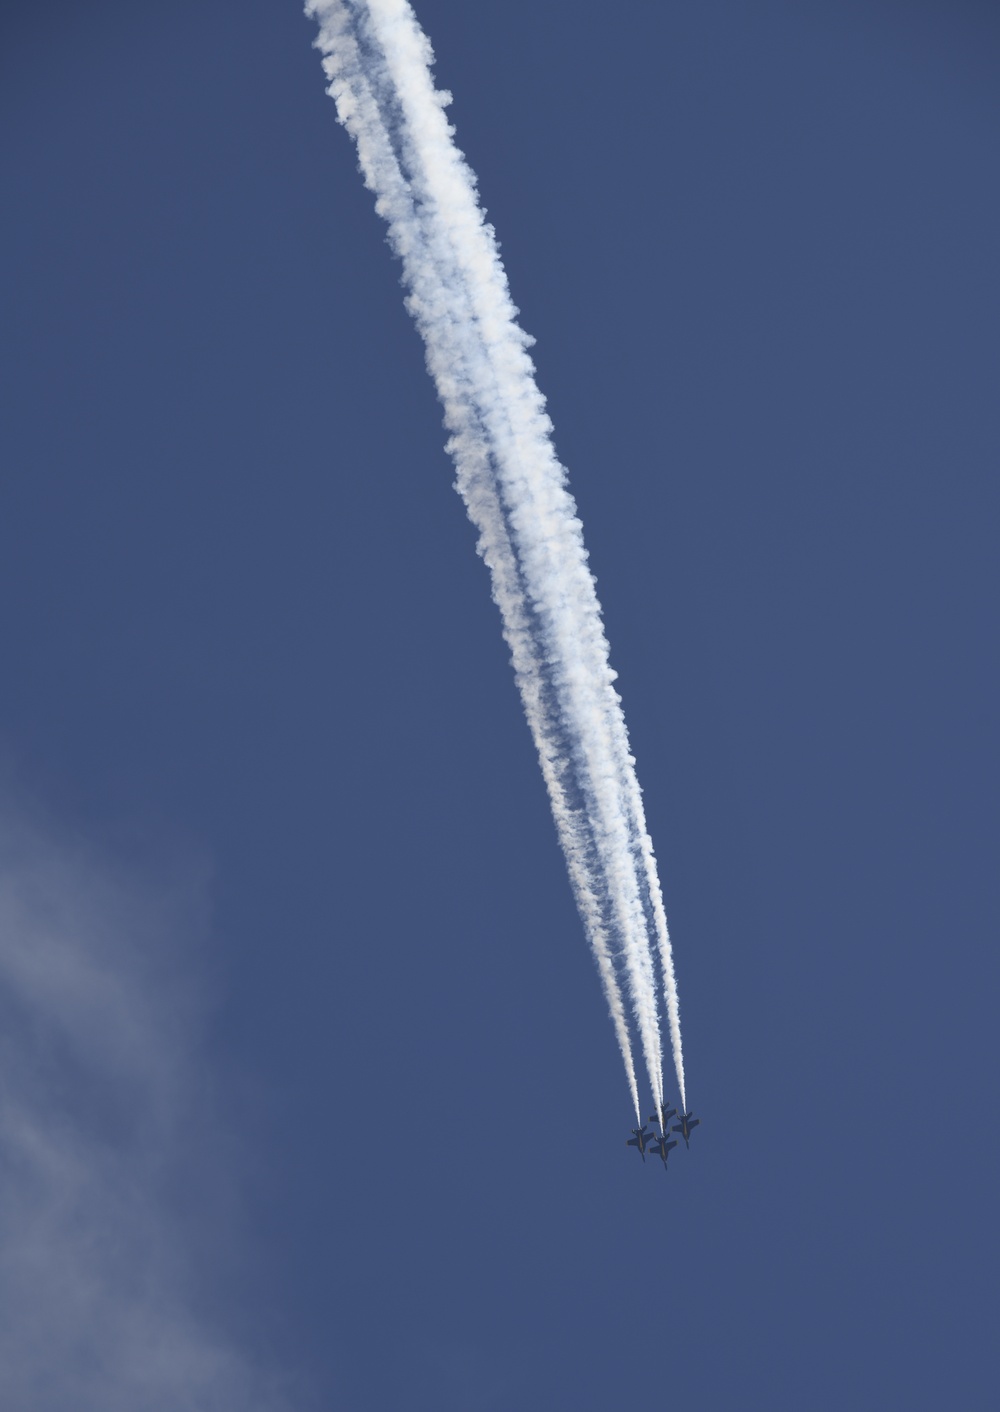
626,1125,653,1162
671,1111,701,1148
649,1133,678,1168
648,1104,678,1131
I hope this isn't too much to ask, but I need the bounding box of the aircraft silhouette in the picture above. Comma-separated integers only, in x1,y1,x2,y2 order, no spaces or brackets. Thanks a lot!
671,1111,701,1148
626,1124,653,1162
648,1104,677,1131
648,1133,678,1169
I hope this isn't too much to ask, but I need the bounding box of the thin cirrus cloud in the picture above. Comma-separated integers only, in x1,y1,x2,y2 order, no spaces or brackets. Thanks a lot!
0,808,289,1412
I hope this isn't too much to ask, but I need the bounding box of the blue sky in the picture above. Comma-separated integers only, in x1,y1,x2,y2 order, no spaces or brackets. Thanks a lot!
2,2,997,1408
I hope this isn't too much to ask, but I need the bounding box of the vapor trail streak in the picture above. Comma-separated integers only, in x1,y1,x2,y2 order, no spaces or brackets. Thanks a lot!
306,0,685,1113
301,8,641,1115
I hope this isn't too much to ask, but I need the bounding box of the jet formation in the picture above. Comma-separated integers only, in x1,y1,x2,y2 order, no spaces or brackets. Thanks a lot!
627,1103,699,1171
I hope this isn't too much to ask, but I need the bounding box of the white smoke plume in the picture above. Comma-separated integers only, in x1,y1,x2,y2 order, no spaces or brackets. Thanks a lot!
306,0,686,1116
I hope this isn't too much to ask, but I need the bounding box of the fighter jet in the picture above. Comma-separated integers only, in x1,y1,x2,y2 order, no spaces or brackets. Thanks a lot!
671,1111,701,1148
648,1133,678,1169
648,1104,678,1131
626,1125,653,1162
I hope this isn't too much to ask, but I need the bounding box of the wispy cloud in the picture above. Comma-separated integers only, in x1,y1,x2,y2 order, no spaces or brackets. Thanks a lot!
0,809,290,1411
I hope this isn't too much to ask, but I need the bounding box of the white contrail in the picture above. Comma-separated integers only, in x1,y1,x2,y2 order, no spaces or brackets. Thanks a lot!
306,0,685,1114
301,4,641,1116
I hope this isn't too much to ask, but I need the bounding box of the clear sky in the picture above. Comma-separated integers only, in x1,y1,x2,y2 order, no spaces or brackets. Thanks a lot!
2,2,997,1408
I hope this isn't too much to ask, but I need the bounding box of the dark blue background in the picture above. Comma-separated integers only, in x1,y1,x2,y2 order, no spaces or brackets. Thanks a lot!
2,2,997,1407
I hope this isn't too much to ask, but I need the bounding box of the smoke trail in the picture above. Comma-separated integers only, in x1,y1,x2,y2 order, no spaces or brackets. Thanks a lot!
307,0,685,1113
303,6,641,1115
